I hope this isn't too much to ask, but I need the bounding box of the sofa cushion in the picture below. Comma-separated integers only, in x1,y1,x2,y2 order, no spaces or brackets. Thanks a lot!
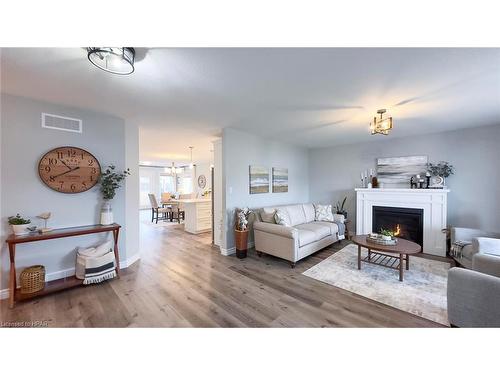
260,207,276,224
295,223,331,241
302,203,316,223
284,205,307,226
312,221,339,236
275,209,292,226
314,204,334,221
296,229,317,247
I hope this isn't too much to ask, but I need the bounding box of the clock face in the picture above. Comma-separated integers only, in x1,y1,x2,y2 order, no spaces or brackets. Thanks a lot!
38,147,101,193
198,174,207,189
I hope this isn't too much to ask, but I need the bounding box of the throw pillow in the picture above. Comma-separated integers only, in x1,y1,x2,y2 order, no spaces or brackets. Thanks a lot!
275,209,291,226
314,204,334,222
260,208,276,224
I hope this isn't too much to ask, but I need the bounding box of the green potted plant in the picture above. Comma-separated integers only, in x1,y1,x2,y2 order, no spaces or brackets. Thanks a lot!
380,228,394,241
335,196,348,219
98,165,130,225
427,161,454,186
8,214,31,236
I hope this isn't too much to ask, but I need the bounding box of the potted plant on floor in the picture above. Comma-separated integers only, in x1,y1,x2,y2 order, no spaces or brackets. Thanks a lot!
8,214,32,236
98,165,130,225
234,207,253,259
335,196,348,219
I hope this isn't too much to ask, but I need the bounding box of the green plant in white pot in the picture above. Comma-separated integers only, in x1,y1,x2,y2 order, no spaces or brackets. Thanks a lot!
98,165,130,225
8,214,31,236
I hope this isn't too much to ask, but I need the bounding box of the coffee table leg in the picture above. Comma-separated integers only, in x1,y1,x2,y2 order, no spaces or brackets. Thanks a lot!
399,253,404,282
358,245,361,270
368,249,371,262
406,254,409,270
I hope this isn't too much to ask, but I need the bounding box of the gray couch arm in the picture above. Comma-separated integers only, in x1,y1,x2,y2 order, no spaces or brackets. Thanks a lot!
253,221,298,239
472,237,500,257
451,227,489,243
447,267,500,327
472,253,500,278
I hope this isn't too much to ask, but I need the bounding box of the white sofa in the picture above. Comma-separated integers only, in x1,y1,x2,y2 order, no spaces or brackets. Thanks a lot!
253,203,344,267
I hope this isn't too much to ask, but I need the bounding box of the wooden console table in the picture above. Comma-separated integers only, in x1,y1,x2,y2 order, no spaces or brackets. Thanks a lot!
6,224,121,308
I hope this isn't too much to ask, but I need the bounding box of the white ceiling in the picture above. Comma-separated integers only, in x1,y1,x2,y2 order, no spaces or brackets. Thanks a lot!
2,48,500,161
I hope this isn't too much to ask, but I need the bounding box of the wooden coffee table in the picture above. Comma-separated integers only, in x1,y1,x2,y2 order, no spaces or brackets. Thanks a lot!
351,235,421,282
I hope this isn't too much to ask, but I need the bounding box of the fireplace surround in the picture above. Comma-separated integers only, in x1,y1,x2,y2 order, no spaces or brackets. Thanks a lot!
355,188,449,256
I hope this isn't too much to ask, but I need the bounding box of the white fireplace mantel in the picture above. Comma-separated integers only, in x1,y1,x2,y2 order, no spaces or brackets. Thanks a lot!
355,188,450,257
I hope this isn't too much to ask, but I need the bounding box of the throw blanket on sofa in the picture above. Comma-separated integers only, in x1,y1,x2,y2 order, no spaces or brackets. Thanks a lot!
450,240,471,258
335,221,345,240
76,241,116,285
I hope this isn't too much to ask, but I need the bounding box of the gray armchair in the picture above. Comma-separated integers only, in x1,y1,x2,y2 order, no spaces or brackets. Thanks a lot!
448,252,500,327
450,227,500,269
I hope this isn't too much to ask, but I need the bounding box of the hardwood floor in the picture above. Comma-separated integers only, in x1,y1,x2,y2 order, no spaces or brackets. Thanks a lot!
0,217,448,327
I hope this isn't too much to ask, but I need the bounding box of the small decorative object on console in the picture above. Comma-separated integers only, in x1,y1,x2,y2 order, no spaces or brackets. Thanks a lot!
99,165,131,225
8,214,31,236
37,212,53,233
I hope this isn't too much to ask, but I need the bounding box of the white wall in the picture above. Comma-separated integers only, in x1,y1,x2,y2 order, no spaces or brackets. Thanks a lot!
309,124,500,233
0,94,139,293
222,127,310,253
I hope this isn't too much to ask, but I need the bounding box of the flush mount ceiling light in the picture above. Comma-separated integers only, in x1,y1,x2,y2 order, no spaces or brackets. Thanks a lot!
87,47,135,75
370,109,393,135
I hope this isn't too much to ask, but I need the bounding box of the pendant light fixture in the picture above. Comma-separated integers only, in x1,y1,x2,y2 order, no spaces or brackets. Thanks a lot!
189,146,195,169
370,109,393,135
87,47,135,75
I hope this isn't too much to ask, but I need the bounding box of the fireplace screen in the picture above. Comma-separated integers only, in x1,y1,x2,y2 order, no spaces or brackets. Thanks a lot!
372,206,424,246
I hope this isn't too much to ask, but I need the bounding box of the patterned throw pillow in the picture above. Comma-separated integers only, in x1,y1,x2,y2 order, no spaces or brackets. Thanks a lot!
274,209,291,226
314,204,334,222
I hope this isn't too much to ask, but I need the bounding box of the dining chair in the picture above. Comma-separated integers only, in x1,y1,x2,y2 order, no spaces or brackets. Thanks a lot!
148,193,171,224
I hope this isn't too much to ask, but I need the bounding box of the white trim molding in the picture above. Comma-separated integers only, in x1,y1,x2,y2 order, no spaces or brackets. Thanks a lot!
355,188,449,257
219,241,254,256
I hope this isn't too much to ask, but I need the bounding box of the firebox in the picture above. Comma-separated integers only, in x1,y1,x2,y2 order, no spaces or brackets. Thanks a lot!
372,206,424,247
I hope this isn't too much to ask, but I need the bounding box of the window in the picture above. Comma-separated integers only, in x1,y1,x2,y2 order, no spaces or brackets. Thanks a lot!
179,176,193,194
159,174,175,194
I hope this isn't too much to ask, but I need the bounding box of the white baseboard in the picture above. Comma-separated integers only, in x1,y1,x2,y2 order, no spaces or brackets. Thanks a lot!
0,253,141,300
220,241,254,256
220,246,236,256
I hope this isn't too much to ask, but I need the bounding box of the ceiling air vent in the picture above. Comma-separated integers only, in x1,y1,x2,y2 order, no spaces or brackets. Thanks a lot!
41,113,82,133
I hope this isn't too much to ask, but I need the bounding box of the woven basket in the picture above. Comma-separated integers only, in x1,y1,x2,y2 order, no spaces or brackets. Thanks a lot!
20,265,46,294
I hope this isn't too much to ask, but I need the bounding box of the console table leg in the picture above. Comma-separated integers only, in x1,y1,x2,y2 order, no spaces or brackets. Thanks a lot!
8,243,16,308
406,254,410,270
113,228,121,277
357,245,361,270
399,253,404,282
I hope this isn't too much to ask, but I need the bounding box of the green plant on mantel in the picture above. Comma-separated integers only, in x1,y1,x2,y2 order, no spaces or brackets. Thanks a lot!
8,214,31,225
99,165,131,200
427,161,454,177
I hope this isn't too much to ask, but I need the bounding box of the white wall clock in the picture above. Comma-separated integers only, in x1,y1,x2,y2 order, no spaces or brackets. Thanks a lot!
198,174,207,189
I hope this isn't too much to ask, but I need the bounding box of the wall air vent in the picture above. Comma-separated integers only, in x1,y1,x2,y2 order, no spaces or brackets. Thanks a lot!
41,113,82,133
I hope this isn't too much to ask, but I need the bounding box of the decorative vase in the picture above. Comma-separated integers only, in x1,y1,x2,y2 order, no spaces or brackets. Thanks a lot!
11,224,30,236
235,229,249,259
381,235,392,241
100,201,114,225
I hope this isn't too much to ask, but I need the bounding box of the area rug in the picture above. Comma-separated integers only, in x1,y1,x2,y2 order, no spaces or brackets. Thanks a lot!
302,244,450,325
